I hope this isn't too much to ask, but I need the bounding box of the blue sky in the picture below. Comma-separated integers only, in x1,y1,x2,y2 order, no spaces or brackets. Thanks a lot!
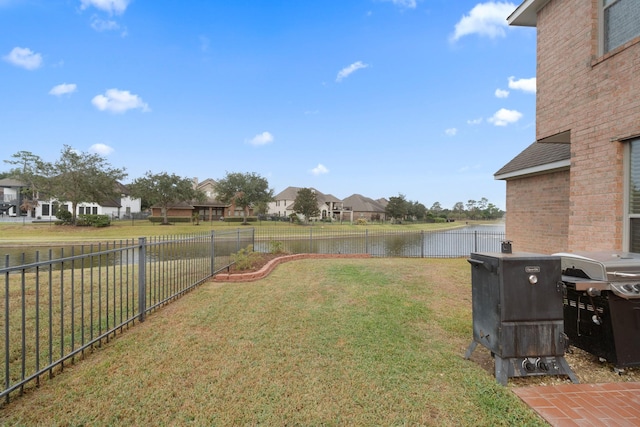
1,0,536,210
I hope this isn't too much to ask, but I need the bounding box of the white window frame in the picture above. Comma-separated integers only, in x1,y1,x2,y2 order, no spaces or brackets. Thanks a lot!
624,138,640,252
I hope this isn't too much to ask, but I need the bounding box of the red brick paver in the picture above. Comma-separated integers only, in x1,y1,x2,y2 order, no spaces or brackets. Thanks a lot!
513,382,640,426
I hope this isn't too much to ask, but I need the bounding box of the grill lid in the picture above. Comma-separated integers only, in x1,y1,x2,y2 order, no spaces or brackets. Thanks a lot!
555,252,640,299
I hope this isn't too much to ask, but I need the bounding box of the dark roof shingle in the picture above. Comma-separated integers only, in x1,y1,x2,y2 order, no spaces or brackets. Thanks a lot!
494,142,570,178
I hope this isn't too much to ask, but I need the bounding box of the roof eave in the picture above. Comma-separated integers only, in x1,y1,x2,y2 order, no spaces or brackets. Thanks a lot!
507,0,551,27
495,160,570,180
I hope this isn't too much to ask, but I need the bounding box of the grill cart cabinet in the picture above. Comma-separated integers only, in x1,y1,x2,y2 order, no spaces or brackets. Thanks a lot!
557,251,640,369
464,252,578,385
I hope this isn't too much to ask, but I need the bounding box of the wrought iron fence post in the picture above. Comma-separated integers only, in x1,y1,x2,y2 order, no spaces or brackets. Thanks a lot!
365,229,369,254
4,255,9,403
474,230,478,253
138,237,146,323
237,228,241,252
210,230,215,276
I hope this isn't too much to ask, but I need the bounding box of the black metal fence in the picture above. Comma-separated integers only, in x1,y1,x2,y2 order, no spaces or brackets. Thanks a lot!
254,227,505,258
0,228,253,403
0,226,505,403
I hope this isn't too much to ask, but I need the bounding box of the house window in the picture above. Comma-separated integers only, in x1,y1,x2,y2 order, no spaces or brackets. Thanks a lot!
42,204,50,216
602,0,640,53
627,139,640,252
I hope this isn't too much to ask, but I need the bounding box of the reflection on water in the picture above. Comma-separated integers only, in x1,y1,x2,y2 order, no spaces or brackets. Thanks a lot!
1,225,506,269
253,224,506,258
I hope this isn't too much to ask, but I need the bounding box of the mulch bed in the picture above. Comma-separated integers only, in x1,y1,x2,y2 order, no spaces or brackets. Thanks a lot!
227,252,284,273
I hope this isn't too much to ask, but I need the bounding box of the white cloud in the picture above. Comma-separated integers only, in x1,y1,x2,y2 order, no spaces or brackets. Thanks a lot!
49,83,77,96
381,0,417,8
91,89,150,114
508,76,536,93
336,61,368,82
3,47,42,70
91,16,119,31
80,0,130,15
247,131,274,146
488,108,522,126
90,143,114,155
450,2,516,42
445,128,458,136
467,118,483,125
310,164,329,176
495,88,509,98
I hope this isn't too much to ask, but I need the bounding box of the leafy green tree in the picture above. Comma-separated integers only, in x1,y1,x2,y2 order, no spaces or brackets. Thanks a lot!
49,146,127,224
452,202,465,219
478,197,488,212
4,151,51,214
408,200,427,221
484,203,504,220
430,201,443,214
253,200,270,218
214,172,274,224
385,193,409,222
466,199,479,220
292,188,321,223
129,171,205,225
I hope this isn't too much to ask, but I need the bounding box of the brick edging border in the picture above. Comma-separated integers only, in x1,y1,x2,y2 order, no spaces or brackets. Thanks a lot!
212,253,372,282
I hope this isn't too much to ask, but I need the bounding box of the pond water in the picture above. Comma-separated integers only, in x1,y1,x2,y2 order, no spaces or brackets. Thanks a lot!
0,224,506,269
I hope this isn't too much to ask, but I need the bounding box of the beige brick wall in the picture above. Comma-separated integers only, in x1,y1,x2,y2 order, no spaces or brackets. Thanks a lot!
505,170,570,254
511,0,640,252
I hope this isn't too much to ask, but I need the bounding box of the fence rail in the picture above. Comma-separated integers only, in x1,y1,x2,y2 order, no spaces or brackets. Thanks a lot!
0,226,504,403
254,227,505,258
0,228,254,403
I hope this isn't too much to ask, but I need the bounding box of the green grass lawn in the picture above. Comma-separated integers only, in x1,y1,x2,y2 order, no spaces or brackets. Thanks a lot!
0,219,476,244
0,258,545,426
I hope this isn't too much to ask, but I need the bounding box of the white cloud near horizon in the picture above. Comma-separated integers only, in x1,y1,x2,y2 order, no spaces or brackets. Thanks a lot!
495,88,509,98
3,47,42,70
310,164,329,176
445,128,458,136
336,61,368,82
508,76,536,93
91,89,150,113
247,131,274,146
90,143,114,155
80,0,130,15
49,83,77,96
450,2,516,42
381,0,417,8
488,108,522,126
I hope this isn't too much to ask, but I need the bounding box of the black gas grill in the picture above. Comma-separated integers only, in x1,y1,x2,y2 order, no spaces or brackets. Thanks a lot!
464,251,578,385
556,251,640,369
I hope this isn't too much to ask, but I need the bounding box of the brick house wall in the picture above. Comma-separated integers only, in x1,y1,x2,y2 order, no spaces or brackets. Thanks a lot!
505,170,570,253
535,0,638,252
503,0,640,253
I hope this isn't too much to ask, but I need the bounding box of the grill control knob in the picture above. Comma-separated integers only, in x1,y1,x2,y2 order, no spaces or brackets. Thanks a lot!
623,284,634,293
634,284,640,293
529,275,538,285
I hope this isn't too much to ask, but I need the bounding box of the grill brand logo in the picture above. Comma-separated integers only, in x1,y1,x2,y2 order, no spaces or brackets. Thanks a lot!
525,266,541,273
